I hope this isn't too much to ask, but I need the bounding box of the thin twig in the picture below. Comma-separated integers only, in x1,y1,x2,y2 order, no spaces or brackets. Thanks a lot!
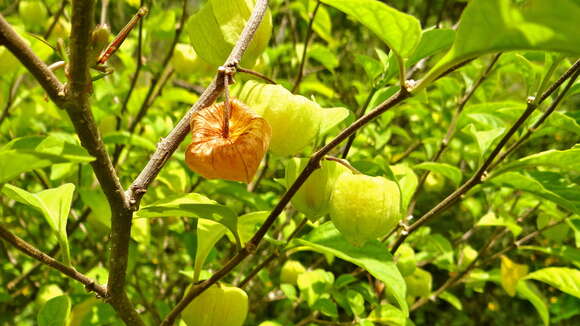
237,66,277,84
291,0,321,92
0,74,24,127
0,224,107,297
44,0,68,40
341,86,379,158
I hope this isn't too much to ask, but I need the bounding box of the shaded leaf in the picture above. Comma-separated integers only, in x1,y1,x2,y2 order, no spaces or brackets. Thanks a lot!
38,295,71,326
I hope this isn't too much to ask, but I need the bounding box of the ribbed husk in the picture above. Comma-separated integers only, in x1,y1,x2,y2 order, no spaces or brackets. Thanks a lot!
186,99,271,183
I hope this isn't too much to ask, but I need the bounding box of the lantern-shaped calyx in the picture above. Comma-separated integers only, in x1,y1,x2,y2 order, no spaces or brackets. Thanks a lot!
186,99,271,183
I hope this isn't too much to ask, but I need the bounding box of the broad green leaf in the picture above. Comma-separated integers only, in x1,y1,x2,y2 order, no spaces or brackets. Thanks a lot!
439,291,463,311
321,0,421,62
38,295,71,326
194,220,227,282
135,193,240,246
2,135,94,162
313,297,339,318
294,222,408,316
419,0,580,90
525,267,580,299
490,171,580,214
414,162,462,186
102,131,157,151
477,212,522,236
417,233,454,270
408,28,455,67
187,0,272,67
319,107,350,135
517,280,549,326
0,136,94,183
68,297,99,326
495,145,580,175
500,256,528,296
2,184,74,265
309,44,339,72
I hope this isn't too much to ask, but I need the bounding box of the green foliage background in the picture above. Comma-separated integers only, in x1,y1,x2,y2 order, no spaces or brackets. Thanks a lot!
1,0,579,325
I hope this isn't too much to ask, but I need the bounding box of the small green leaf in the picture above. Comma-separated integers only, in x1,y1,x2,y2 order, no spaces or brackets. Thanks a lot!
135,193,240,246
414,162,462,187
525,267,580,299
500,256,528,296
236,211,269,244
295,222,408,316
38,295,71,326
439,291,463,311
463,124,505,159
319,107,350,135
477,212,522,236
367,303,406,326
321,0,421,61
297,269,334,307
408,28,455,67
2,183,74,265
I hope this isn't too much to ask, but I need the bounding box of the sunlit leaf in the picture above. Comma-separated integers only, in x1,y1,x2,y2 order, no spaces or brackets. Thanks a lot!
525,267,580,299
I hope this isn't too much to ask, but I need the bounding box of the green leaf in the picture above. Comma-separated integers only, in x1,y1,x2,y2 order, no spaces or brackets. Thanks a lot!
525,267,580,299
567,216,580,248
321,0,421,60
319,107,350,135
297,269,334,307
2,184,74,265
367,302,406,326
477,211,522,236
102,131,157,151
408,28,455,67
419,0,580,90
135,193,240,246
517,281,549,326
414,162,462,187
490,171,580,214
295,222,408,316
390,164,418,213
2,135,94,162
194,220,227,282
38,295,71,326
500,256,528,296
519,245,580,268
463,124,505,159
495,145,580,175
439,291,463,311
237,211,269,244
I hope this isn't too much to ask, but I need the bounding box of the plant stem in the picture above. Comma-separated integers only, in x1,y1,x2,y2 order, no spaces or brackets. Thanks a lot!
291,0,321,93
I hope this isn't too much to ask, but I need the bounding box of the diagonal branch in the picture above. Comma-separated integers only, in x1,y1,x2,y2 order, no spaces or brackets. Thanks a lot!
0,224,107,297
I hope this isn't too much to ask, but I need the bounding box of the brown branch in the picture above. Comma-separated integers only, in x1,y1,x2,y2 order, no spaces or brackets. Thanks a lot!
127,0,271,209
391,60,580,254
0,15,65,107
0,224,107,297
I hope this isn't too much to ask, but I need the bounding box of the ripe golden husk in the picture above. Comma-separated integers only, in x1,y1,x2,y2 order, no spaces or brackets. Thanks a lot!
186,99,271,183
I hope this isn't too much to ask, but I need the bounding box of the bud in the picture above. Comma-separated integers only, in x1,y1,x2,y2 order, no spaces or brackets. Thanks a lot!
329,174,401,246
185,99,271,183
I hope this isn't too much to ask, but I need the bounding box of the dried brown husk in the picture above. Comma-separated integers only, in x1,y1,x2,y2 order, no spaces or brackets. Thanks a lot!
186,99,271,183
